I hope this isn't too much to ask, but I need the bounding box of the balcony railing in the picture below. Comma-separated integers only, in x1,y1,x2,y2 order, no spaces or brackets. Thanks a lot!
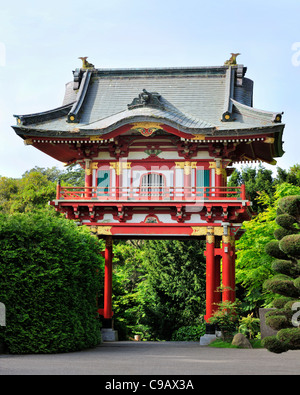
56,184,246,201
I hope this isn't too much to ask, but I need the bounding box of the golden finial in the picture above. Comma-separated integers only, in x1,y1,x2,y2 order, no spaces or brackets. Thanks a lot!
224,53,241,66
78,57,94,69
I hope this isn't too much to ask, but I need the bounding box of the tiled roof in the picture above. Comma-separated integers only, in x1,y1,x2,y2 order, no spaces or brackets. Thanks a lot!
13,64,284,138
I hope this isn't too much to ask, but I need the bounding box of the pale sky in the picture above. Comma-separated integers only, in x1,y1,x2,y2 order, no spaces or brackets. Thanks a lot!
0,0,299,178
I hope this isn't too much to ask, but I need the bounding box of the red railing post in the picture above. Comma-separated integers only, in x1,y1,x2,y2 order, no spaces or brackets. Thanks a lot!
241,184,246,200
56,179,61,199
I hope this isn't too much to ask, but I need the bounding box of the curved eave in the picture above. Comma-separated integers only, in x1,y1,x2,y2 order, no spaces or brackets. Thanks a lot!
231,99,284,124
13,103,74,126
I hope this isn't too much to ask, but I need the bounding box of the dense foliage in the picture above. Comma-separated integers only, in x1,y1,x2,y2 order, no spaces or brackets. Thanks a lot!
0,163,300,350
235,183,300,313
262,195,300,353
112,239,206,340
0,210,104,353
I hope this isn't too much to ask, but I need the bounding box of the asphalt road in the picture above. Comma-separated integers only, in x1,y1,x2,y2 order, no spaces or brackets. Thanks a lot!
0,341,299,376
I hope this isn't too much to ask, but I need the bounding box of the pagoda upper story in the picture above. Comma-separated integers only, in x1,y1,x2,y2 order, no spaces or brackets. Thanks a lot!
12,57,285,238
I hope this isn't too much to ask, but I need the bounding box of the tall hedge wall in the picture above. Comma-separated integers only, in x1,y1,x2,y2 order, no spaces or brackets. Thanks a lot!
0,210,104,353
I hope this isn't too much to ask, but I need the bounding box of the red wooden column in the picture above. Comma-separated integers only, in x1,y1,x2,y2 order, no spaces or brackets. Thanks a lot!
230,237,236,303
214,238,222,307
204,228,216,322
222,234,234,303
85,165,93,199
184,162,192,199
103,236,114,320
215,162,223,198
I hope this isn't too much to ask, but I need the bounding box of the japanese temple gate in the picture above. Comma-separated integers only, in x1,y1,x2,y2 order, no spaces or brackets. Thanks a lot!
12,56,285,335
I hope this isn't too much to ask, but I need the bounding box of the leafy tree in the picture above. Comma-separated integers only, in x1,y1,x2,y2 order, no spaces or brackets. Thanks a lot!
262,195,300,353
235,183,300,314
0,165,85,214
0,209,104,353
275,165,300,187
0,171,56,214
0,177,19,213
23,164,85,186
228,164,274,212
111,241,148,340
140,239,206,340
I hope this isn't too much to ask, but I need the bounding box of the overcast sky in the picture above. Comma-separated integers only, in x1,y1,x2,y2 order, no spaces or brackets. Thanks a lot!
0,0,299,178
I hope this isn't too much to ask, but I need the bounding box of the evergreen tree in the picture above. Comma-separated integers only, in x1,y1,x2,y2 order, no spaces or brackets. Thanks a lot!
140,239,206,340
228,164,274,212
262,195,300,353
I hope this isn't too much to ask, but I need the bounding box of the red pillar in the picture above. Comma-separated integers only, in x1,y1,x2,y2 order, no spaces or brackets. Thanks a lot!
85,167,93,199
104,236,114,320
222,234,234,303
214,254,221,306
204,231,216,322
184,162,191,199
215,169,223,198
231,239,236,303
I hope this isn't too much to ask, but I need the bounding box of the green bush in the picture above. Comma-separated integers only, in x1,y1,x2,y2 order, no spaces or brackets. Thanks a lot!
0,210,104,353
171,324,206,341
262,195,300,353
279,234,300,258
265,240,289,260
208,301,241,341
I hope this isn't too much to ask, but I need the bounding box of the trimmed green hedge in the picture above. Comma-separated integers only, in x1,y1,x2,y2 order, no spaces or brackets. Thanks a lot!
171,324,206,341
0,210,104,354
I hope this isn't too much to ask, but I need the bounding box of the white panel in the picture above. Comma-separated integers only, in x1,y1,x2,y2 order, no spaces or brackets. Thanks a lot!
175,168,184,188
122,169,130,188
184,214,206,223
194,151,214,159
99,213,117,223
211,169,215,187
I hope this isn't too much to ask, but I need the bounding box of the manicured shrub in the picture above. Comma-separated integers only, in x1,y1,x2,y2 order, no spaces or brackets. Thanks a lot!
0,210,104,354
171,324,206,341
264,240,289,260
262,195,300,353
279,234,300,258
276,214,297,230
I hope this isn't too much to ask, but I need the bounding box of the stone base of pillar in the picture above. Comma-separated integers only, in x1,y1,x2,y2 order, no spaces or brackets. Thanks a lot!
101,328,118,342
200,323,221,346
200,334,217,346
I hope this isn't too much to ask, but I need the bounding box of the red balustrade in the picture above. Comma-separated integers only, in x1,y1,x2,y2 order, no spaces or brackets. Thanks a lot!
56,185,246,201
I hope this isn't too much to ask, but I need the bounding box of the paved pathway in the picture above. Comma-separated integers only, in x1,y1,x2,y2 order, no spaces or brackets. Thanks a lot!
0,341,299,375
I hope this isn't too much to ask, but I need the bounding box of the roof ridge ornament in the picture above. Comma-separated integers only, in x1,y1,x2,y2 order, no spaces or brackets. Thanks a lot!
127,89,165,110
78,57,95,70
224,53,241,66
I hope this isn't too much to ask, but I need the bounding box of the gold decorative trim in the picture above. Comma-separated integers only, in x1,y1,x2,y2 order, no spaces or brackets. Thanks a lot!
206,235,215,244
192,134,205,140
191,226,224,237
209,161,226,177
90,135,105,141
91,226,112,235
222,235,231,244
175,161,197,175
24,138,33,145
214,227,223,236
130,122,162,138
175,162,185,169
191,227,207,236
110,161,132,175
264,137,275,144
131,122,162,129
